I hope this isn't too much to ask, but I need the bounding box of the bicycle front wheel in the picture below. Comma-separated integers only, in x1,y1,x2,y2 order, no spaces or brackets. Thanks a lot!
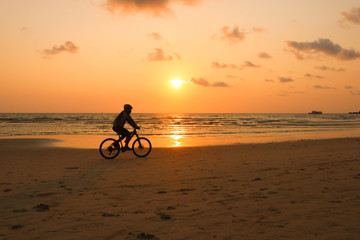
132,137,152,158
99,138,120,159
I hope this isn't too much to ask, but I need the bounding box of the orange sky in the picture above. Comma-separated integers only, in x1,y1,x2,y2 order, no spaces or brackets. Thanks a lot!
1,0,360,113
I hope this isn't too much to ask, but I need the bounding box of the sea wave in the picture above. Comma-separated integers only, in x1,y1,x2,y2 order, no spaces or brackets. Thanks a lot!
0,113,360,137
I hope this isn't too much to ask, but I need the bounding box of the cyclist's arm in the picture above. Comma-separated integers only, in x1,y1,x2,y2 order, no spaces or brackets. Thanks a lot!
126,113,140,129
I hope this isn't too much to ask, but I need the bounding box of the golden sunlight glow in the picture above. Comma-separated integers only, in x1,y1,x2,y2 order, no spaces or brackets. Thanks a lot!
171,79,184,88
171,135,183,147
1,1,360,113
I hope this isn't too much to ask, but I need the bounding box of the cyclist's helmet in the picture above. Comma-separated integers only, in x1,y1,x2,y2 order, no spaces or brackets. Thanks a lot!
124,104,133,110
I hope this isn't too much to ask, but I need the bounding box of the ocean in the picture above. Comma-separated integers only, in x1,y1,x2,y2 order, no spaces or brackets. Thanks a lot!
1,113,360,144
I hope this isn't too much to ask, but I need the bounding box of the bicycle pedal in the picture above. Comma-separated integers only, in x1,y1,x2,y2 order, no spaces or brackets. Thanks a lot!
122,147,131,152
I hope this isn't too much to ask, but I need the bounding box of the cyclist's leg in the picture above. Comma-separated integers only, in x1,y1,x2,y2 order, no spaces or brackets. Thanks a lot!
112,126,125,145
123,129,131,148
116,127,130,148
112,125,120,135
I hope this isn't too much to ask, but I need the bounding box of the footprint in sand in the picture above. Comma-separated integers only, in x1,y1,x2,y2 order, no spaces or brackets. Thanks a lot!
136,232,159,240
102,212,120,217
33,204,49,212
11,225,24,230
157,212,172,220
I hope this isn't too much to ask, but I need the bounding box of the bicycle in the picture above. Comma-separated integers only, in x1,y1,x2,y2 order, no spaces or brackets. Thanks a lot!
99,128,152,159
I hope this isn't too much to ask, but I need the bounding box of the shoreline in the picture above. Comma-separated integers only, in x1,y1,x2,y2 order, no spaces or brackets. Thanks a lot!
1,129,360,149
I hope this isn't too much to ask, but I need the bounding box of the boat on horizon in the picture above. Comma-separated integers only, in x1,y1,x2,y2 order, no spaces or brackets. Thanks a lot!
309,111,322,114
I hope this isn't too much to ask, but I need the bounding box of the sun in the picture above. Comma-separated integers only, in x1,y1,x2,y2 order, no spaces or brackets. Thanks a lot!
171,79,184,88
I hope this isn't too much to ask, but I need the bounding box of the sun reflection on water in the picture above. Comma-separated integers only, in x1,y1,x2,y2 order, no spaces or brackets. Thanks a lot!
168,120,188,147
170,135,183,147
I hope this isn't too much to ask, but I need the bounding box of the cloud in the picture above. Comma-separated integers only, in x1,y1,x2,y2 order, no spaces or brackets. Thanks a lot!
315,65,346,72
341,7,360,25
313,85,336,90
286,38,360,60
279,77,294,83
105,0,202,16
212,61,260,70
148,32,162,40
278,90,304,97
258,52,272,59
215,25,265,44
243,61,260,68
191,77,210,87
281,90,304,95
345,86,360,95
252,27,266,33
42,41,79,56
20,26,32,35
350,91,360,95
191,78,230,88
220,25,246,44
227,75,237,79
147,48,180,61
305,73,324,79
212,62,238,69
212,81,230,87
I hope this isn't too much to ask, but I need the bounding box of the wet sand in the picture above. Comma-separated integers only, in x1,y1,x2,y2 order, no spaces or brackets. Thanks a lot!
1,137,360,239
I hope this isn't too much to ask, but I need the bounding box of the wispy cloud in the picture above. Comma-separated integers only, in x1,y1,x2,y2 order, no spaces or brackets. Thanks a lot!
281,90,304,95
286,38,360,60
212,61,260,70
265,79,274,83
104,0,202,16
305,73,324,79
345,86,360,95
278,90,304,97
148,32,162,40
147,48,180,61
315,65,346,72
341,7,360,25
350,91,360,95
279,77,294,83
20,26,32,35
212,62,238,69
258,52,272,59
226,75,245,81
191,78,230,88
252,27,266,33
313,85,336,90
42,41,79,57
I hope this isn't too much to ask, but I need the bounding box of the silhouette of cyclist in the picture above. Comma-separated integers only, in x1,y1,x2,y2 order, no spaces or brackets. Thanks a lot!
113,104,140,151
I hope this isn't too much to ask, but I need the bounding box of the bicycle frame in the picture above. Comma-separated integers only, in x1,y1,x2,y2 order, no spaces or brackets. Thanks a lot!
116,129,141,150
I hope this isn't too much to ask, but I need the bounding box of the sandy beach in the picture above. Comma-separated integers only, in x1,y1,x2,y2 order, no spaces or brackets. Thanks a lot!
1,137,360,240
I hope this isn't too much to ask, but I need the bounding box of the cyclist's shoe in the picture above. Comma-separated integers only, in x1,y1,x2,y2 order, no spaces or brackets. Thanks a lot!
122,146,131,152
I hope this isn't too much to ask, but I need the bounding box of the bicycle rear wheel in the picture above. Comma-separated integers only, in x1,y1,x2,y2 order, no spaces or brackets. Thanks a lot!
99,138,120,159
132,137,152,158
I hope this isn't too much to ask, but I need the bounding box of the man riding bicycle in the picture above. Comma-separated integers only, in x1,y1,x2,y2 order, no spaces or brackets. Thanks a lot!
113,104,140,151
